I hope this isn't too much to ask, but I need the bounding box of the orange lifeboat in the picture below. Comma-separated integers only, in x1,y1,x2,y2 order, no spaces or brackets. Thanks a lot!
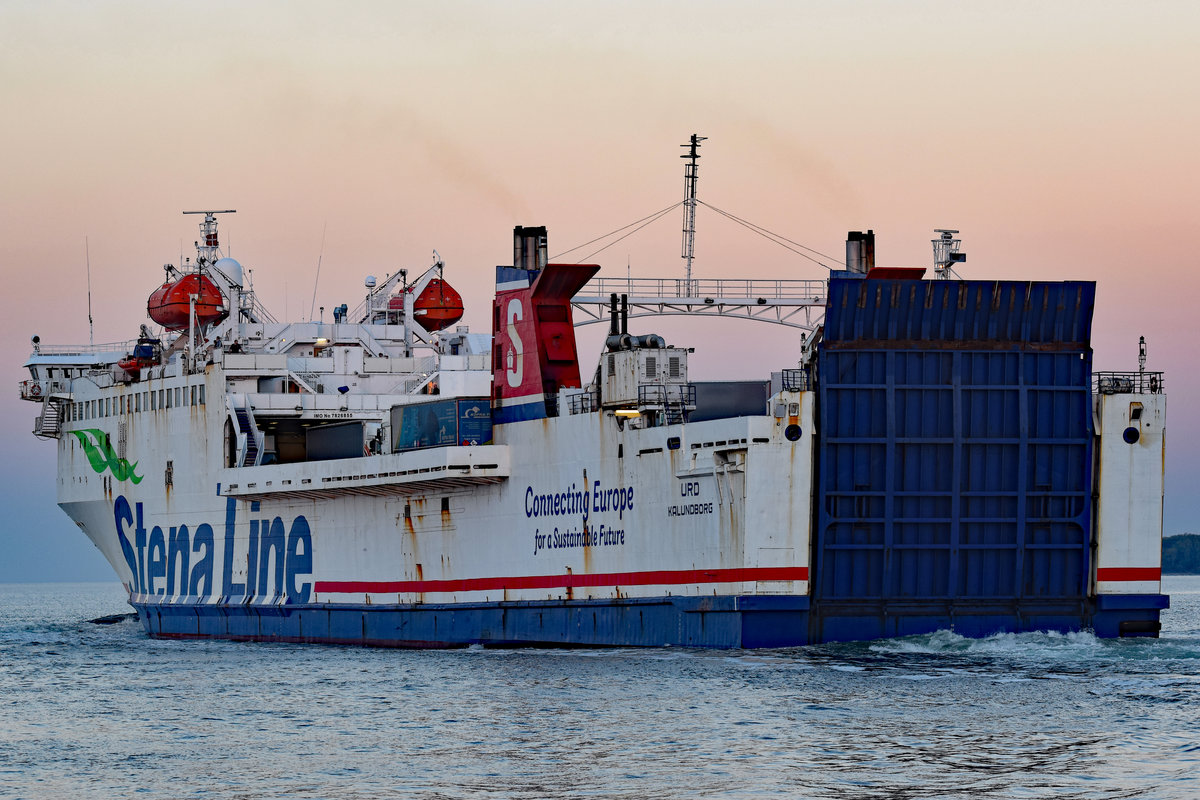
412,278,464,332
147,274,227,331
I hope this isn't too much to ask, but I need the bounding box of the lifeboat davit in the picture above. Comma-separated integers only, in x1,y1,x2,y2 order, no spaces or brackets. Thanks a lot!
389,278,464,332
147,274,227,331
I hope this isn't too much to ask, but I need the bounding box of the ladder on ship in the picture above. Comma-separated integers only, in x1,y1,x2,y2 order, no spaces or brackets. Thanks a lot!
232,404,262,467
33,397,63,439
664,396,688,426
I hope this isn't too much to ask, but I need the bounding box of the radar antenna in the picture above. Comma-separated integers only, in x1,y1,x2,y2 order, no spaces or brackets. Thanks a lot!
932,229,966,279
680,134,706,296
183,209,236,267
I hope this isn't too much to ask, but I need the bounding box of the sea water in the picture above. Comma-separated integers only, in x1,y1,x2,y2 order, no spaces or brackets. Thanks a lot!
1,579,1198,800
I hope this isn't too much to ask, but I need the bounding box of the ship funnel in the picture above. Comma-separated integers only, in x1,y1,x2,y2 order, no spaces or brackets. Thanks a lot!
513,226,548,272
846,230,875,273
494,227,600,424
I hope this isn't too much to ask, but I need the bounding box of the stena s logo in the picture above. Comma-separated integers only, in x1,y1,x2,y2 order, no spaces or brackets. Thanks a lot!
506,298,524,388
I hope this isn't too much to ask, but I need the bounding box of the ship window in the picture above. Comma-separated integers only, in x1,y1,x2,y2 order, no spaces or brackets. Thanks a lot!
118,396,124,415
142,392,148,411
150,392,156,411
174,387,181,406
1130,403,1143,421
191,386,197,405
645,356,657,379
159,389,164,408
199,386,205,405
135,394,141,413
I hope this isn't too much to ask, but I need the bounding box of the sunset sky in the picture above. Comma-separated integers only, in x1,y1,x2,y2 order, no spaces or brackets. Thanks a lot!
2,1,1198,580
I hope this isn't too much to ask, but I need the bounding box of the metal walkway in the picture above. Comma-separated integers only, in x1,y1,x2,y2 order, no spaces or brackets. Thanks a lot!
572,277,829,331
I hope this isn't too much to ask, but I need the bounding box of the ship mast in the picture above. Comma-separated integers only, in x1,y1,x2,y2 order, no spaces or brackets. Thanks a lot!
183,209,236,268
680,134,706,296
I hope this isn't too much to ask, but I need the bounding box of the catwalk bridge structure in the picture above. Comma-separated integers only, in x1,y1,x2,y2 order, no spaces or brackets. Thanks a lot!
572,276,829,331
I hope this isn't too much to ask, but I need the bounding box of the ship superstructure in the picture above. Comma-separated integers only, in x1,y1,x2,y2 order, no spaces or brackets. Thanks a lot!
21,199,1168,647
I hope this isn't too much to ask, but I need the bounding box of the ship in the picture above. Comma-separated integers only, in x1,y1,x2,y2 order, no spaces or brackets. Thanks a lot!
19,162,1169,648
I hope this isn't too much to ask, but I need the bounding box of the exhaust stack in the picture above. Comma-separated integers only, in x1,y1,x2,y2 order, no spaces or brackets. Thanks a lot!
846,230,875,274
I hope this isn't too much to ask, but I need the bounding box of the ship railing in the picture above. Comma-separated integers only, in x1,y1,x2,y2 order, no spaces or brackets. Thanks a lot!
28,340,137,357
579,277,828,300
638,383,697,407
1093,371,1165,395
19,378,71,401
781,368,809,392
567,389,600,415
240,291,277,325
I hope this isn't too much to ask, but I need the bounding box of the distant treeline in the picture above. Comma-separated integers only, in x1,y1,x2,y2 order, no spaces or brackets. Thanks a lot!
1163,534,1200,574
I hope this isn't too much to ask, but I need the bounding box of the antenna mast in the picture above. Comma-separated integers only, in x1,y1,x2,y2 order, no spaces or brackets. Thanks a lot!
85,236,94,347
309,222,327,322
680,134,706,296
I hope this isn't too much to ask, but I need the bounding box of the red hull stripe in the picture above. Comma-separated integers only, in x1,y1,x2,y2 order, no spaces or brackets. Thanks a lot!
1096,567,1161,582
315,566,809,595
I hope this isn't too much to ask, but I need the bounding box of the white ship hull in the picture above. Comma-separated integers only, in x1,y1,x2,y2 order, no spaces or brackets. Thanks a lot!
25,215,1169,647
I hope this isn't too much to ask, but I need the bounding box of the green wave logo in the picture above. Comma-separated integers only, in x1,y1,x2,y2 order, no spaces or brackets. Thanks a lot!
71,428,144,484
